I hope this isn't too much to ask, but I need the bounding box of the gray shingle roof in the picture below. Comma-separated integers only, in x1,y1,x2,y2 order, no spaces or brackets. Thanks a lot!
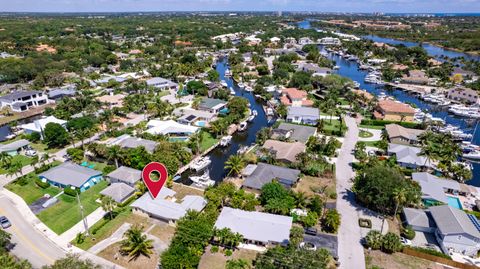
214,207,293,244
429,205,480,239
412,172,460,204
0,90,42,102
100,183,135,203
273,123,317,143
107,166,141,185
388,144,432,167
0,139,29,152
403,207,436,229
199,98,226,110
385,124,424,142
287,106,320,118
242,163,300,190
111,134,158,153
39,162,101,188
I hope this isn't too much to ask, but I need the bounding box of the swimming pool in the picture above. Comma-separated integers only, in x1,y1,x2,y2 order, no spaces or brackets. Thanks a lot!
195,121,206,127
447,196,463,210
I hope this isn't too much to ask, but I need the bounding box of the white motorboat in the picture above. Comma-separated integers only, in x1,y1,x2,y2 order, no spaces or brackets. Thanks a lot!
266,107,274,116
238,121,248,131
251,110,258,116
237,145,249,155
333,65,340,70
229,87,235,95
224,69,232,77
221,80,228,87
463,151,480,161
245,86,253,92
352,81,360,88
247,115,255,122
190,171,215,187
190,156,211,171
220,135,232,147
237,82,245,89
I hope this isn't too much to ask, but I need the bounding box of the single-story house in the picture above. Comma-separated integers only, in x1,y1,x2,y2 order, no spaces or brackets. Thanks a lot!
286,107,320,125
146,120,199,140
0,139,30,156
146,77,178,91
0,90,49,112
262,140,306,163
242,163,301,192
387,143,434,169
173,108,216,126
100,183,136,203
198,98,227,114
412,172,461,205
385,124,425,145
214,207,293,247
39,162,102,192
271,122,317,143
374,100,415,122
430,205,480,256
20,116,67,140
402,207,436,233
106,166,141,187
131,188,207,224
47,88,76,100
451,67,478,81
109,134,158,153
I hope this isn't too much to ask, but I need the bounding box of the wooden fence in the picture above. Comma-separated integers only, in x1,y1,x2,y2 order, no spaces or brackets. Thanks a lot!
402,247,478,269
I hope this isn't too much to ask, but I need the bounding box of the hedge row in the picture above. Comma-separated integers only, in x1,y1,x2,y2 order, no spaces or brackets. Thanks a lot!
360,119,424,129
35,178,50,189
406,246,451,260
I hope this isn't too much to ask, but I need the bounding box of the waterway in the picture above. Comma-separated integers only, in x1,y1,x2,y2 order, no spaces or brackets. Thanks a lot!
298,20,480,186
179,58,274,184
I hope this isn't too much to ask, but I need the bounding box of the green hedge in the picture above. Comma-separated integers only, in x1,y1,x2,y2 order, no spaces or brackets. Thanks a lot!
401,226,416,240
64,186,80,196
360,119,424,129
35,178,50,189
406,246,451,260
117,194,138,207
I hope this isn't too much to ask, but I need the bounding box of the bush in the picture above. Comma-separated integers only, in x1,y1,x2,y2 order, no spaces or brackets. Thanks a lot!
358,218,372,228
406,246,451,259
360,119,423,129
117,194,137,207
15,175,30,186
91,218,109,235
401,226,416,240
381,232,403,253
365,230,383,250
210,246,219,253
102,165,116,175
35,178,50,189
64,186,80,196
34,163,55,174
224,249,233,256
25,132,41,142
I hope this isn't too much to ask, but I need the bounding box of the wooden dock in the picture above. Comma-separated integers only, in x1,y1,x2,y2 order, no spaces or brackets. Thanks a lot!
386,83,446,95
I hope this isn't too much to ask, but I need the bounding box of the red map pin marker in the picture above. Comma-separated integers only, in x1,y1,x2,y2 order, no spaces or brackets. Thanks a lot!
142,162,168,199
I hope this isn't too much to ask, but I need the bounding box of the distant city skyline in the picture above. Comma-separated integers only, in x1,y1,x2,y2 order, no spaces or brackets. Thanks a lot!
1,0,480,13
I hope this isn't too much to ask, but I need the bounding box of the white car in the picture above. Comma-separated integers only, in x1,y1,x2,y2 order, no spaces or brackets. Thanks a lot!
400,237,412,246
299,242,317,251
25,149,37,157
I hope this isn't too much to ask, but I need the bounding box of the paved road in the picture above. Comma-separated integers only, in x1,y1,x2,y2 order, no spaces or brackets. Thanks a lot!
335,116,366,269
0,193,65,268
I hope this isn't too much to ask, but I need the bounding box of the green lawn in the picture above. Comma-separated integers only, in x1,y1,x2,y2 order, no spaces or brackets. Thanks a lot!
322,119,347,136
5,173,61,204
359,130,373,138
362,140,382,147
0,155,32,174
359,124,385,130
200,132,219,152
37,180,108,235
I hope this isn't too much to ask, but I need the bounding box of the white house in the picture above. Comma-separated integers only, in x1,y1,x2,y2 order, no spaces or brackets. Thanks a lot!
0,91,49,112
20,116,67,139
146,77,178,91
146,119,199,140
447,87,480,105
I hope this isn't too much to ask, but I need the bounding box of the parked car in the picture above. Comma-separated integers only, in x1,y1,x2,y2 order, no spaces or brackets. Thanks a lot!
25,149,37,157
0,216,11,229
304,227,317,236
400,237,412,246
299,241,317,251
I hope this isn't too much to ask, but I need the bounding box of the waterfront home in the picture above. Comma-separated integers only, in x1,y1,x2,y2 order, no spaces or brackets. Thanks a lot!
0,90,49,112
146,120,199,140
214,207,293,247
351,89,374,103
39,162,102,192
245,35,262,46
280,88,314,107
173,107,216,126
131,188,207,225
286,106,320,125
373,99,416,122
318,37,341,45
447,87,480,105
108,134,158,153
106,166,141,187
262,140,306,163
451,67,478,82
270,36,281,44
387,143,434,169
242,163,301,193
20,116,67,140
401,70,429,85
146,77,178,91
100,183,136,203
271,122,317,143
0,139,30,156
198,98,227,114
412,172,461,205
299,37,313,45
402,208,436,233
295,62,332,77
385,124,425,145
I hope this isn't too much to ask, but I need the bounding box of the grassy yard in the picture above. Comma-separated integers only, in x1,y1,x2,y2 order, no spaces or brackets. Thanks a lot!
0,136,61,154
322,119,347,135
0,155,32,174
362,140,383,148
37,180,108,235
365,250,440,269
359,130,373,138
200,131,219,152
359,124,385,130
5,173,61,204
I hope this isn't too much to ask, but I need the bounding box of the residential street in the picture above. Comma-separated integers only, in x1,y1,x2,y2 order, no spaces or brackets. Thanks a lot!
336,116,366,269
0,193,65,268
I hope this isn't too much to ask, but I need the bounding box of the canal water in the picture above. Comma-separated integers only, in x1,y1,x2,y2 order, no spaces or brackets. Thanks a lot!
298,20,480,186
179,58,275,184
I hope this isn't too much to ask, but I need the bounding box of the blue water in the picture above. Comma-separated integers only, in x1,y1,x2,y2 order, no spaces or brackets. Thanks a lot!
298,20,480,186
447,196,463,209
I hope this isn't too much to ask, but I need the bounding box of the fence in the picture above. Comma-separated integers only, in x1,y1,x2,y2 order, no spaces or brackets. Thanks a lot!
402,247,478,269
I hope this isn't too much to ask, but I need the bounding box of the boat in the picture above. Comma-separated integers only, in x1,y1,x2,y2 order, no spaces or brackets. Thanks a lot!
190,156,211,171
463,151,480,161
229,87,235,95
238,121,248,131
247,115,255,122
221,80,228,87
220,135,232,147
237,145,249,155
237,82,245,89
224,69,232,77
190,171,215,187
352,81,360,88
266,107,274,116
333,65,340,70
245,86,253,92
251,110,258,116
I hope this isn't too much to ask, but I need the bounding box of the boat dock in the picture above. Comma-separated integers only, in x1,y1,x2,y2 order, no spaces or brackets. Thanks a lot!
386,83,446,96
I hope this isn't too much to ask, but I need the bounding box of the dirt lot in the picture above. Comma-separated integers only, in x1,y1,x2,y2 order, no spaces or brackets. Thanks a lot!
293,176,336,202
198,246,259,269
148,223,176,242
172,182,204,199
98,242,159,269
365,249,444,269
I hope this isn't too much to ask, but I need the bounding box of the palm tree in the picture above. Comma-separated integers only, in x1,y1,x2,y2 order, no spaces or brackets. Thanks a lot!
101,195,117,220
7,160,23,178
392,188,407,220
121,225,154,260
224,154,245,176
107,145,122,168
189,131,204,155
0,152,13,168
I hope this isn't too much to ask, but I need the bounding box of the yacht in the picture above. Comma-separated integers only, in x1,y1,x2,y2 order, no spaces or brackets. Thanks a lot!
224,69,232,77
251,110,258,116
219,136,232,147
238,121,248,131
221,80,228,87
190,171,215,187
333,65,340,70
237,82,245,89
463,151,480,161
237,145,249,155
247,115,255,122
229,87,235,95
190,156,211,171
245,86,254,92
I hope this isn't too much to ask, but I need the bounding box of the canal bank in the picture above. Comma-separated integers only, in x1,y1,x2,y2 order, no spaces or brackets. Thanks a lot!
178,58,275,185
298,20,480,186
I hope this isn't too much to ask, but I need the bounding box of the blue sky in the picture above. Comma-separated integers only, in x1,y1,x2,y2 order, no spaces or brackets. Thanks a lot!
0,0,479,13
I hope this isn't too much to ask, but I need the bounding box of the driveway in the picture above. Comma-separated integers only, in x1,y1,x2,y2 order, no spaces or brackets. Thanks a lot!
303,233,338,258
335,116,366,269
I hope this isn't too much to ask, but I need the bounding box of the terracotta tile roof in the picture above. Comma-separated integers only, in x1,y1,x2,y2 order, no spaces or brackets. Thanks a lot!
282,88,307,99
378,100,415,114
302,100,314,106
280,95,291,106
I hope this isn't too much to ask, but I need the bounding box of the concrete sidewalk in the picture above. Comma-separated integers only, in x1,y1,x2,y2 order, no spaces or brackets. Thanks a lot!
59,207,107,243
89,223,131,254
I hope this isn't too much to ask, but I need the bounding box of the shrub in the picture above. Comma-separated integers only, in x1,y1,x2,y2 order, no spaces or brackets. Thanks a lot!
15,175,30,186
117,195,137,207
35,178,50,189
210,246,219,253
224,249,233,256
381,232,403,253
102,165,116,175
91,218,109,235
75,232,86,244
64,186,80,196
401,226,416,240
365,230,383,250
360,119,423,129
358,218,372,228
